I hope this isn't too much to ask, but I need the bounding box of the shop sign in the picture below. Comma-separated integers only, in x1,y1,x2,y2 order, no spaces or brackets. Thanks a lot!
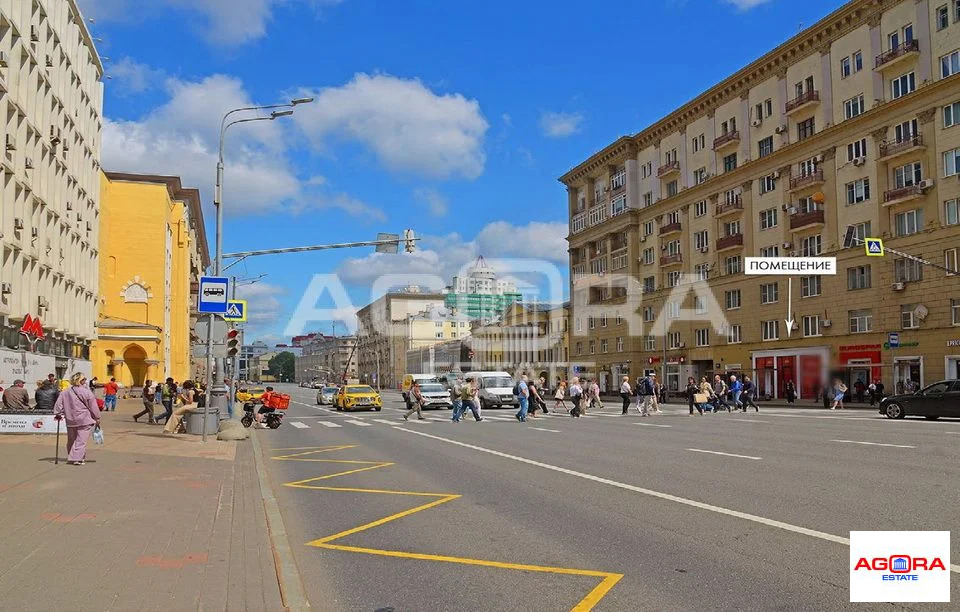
839,344,882,351
0,413,61,434
883,341,920,350
19,314,45,350
947,339,960,348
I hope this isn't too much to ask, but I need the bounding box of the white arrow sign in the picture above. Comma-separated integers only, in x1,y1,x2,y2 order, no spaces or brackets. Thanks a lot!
784,277,794,338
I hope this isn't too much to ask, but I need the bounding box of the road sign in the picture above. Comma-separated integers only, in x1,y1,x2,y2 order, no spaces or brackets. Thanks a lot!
888,332,900,348
865,238,884,257
195,316,228,341
198,276,230,313
376,233,399,254
223,300,247,322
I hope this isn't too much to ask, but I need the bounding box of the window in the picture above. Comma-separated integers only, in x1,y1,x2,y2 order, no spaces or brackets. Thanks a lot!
895,257,923,283
941,50,960,78
575,317,582,332
641,162,652,179
610,168,626,191
643,247,655,265
840,56,851,78
847,309,873,334
616,313,623,325
600,314,608,327
851,221,872,243
944,101,960,128
944,148,960,177
694,200,707,217
758,136,774,158
668,301,680,318
843,94,865,119
945,248,959,274
797,117,815,141
759,174,776,194
666,210,681,225
937,5,949,30
755,102,763,121
894,209,923,236
723,220,741,237
796,195,818,213
589,316,596,329
725,289,741,310
946,199,959,225
762,320,780,341
760,282,779,304
800,275,821,297
694,230,709,251
645,335,656,351
901,304,918,329
894,161,922,188
435,332,444,339
760,245,779,258
847,138,867,161
727,325,742,344
723,153,737,172
695,263,709,280
644,221,654,235
611,194,627,215
694,296,707,314
846,178,870,204
847,265,872,290
799,156,819,177
800,235,822,257
643,306,654,322
576,341,583,356
643,276,655,293
616,336,624,352
692,133,705,152
694,167,708,185
664,148,678,164
802,315,821,337
667,271,681,287
601,339,608,353
853,51,863,72
894,119,918,143
666,180,679,197
953,299,960,326
891,72,915,99
956,0,960,24
667,332,682,349
759,208,778,229
725,255,742,275
643,192,653,207
589,340,596,354
695,328,710,347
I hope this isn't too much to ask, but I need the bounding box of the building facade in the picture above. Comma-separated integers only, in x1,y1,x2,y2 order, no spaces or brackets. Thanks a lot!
296,335,357,382
0,0,103,391
91,172,209,387
470,302,569,383
405,337,472,375
562,0,960,399
238,341,269,382
445,256,521,320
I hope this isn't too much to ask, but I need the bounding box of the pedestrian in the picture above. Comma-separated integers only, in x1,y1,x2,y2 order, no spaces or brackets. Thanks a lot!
729,374,744,411
637,373,655,416
35,378,60,411
619,375,632,415
537,376,549,414
527,379,543,418
156,377,176,425
785,380,796,404
134,380,156,423
712,374,731,412
874,379,885,402
53,373,101,465
554,380,567,412
590,378,603,412
699,376,714,412
686,376,704,415
403,381,426,421
89,376,98,391
854,377,866,403
514,374,530,422
568,376,583,417
822,379,833,410
741,375,760,412
830,378,847,410
102,377,119,412
2,380,30,410
163,380,197,433
452,377,481,422
867,380,877,405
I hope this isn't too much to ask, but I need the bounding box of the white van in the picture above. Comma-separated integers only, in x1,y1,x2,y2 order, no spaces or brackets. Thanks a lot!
471,371,518,410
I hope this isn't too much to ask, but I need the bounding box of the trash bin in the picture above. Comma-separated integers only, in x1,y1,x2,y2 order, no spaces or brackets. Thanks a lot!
186,408,220,435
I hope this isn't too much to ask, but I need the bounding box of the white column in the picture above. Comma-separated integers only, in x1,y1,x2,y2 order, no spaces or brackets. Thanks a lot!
652,143,662,201
819,45,834,127
739,96,750,162
869,19,884,103
915,0,932,84
625,158,639,209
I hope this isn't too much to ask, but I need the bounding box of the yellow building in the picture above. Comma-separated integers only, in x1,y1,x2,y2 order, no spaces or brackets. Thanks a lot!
91,172,209,387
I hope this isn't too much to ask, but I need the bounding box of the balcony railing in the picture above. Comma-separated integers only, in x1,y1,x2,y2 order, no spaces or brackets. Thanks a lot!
785,90,820,114
587,203,607,227
875,39,920,69
610,176,626,194
571,212,586,234
657,160,680,178
715,197,743,217
879,134,924,159
716,234,743,251
789,208,825,230
713,130,740,151
660,253,683,266
611,248,628,271
789,169,824,191
572,263,587,279
883,184,924,205
659,221,682,236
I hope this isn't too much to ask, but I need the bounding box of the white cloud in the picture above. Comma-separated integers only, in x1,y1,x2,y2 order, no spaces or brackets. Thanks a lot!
295,73,489,180
414,187,449,217
722,0,774,9
235,282,286,326
539,111,583,138
107,57,165,95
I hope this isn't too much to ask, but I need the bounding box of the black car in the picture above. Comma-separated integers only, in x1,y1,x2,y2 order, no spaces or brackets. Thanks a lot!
879,380,960,419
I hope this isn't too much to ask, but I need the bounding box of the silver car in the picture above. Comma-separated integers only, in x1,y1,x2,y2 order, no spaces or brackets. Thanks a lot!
418,383,453,409
316,386,338,405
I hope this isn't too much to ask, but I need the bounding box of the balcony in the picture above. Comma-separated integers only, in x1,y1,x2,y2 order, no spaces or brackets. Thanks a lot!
571,212,586,234
659,221,682,236
715,233,744,252
611,248,629,271
715,197,743,218
572,263,586,280
883,183,929,207
660,253,683,266
878,135,924,162
713,130,740,151
587,203,608,227
784,90,820,115
657,160,680,178
788,169,824,192
789,208,825,230
875,39,920,71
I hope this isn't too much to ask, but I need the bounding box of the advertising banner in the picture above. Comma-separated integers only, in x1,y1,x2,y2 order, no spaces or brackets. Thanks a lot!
0,413,61,434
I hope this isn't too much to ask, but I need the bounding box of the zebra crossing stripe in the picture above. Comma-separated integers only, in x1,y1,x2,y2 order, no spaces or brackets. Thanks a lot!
373,419,398,425
289,421,309,429
345,419,372,427
317,421,342,428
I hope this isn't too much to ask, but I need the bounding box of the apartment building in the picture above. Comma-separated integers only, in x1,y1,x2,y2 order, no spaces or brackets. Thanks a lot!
562,0,960,399
0,0,103,390
470,302,570,383
296,334,357,382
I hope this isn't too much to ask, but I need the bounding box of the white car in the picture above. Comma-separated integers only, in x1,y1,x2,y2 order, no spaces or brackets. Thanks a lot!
418,383,453,409
316,386,338,405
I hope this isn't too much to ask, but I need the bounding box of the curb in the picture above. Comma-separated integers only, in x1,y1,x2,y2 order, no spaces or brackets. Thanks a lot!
251,431,311,610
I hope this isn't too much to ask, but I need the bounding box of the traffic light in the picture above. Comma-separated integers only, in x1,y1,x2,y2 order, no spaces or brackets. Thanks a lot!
226,329,240,358
404,228,416,253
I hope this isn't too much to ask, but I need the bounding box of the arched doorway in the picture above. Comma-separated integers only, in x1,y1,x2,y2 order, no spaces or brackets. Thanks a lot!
123,345,148,387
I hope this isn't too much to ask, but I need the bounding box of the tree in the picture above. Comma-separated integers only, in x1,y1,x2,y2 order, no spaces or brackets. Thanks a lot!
268,352,296,382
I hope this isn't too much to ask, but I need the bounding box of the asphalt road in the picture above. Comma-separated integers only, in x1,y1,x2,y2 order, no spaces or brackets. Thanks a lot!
257,383,960,611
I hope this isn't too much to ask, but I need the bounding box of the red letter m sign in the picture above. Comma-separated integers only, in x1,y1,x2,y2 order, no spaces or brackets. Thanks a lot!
20,314,45,345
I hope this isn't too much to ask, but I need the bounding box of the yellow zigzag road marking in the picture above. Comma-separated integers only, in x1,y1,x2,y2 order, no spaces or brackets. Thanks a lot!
273,445,623,611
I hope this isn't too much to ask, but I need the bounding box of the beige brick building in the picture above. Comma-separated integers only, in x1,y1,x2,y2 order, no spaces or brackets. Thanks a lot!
561,0,960,399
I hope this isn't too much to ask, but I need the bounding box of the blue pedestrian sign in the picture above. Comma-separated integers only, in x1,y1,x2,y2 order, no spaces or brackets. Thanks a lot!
865,238,884,256
223,300,247,322
198,276,230,314
888,332,900,348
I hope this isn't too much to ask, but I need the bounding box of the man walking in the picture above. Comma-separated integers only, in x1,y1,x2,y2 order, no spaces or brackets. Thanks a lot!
452,377,482,422
514,374,530,422
157,377,176,425
403,381,426,421
619,375,632,415
568,376,583,417
637,373,655,416
712,375,731,412
103,377,119,412
650,374,663,414
729,374,744,411
741,375,760,412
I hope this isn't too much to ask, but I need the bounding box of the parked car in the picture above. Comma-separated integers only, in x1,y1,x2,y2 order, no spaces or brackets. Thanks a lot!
311,380,324,389
474,371,518,410
418,383,453,409
316,386,338,405
334,385,383,412
879,380,960,419
401,373,440,401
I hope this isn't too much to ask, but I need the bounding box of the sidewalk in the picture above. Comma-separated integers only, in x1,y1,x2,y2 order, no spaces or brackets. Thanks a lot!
0,399,285,611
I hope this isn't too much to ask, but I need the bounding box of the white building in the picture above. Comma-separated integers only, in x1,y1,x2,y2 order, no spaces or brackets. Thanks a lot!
451,256,517,295
0,0,103,390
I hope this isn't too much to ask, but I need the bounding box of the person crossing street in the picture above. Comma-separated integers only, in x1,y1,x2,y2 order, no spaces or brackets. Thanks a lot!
403,381,426,421
741,375,760,412
619,376,632,415
637,373,655,417
514,374,530,422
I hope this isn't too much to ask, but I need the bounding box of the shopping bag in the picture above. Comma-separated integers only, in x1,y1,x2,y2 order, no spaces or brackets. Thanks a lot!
92,425,104,445
693,393,709,404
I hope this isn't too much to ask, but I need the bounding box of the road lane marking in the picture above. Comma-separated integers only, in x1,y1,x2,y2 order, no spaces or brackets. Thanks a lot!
529,427,561,433
686,448,761,460
274,446,623,610
829,439,915,449
736,419,770,424
390,428,960,575
289,421,309,429
317,421,342,428
373,419,397,425
632,423,672,428
345,419,372,427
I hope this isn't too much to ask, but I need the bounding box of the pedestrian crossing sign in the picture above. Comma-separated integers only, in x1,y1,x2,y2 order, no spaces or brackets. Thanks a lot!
864,238,884,257
223,300,247,322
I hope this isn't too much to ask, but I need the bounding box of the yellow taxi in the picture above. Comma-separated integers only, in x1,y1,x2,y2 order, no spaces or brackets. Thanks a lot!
334,385,383,412
236,386,266,403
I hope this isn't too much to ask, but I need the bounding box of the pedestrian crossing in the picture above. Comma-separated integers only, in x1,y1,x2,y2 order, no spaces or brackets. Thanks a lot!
283,410,638,431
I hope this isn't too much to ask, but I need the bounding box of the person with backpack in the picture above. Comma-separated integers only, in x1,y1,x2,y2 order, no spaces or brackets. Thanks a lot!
514,374,530,422
403,381,426,421
619,375,632,415
453,376,482,422
568,377,583,418
712,374,731,412
637,373,655,416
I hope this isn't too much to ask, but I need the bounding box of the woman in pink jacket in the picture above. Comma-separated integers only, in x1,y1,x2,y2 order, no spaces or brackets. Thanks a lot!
53,373,101,465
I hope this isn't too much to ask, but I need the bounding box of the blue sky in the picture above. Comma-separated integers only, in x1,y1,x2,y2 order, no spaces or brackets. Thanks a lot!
78,0,843,343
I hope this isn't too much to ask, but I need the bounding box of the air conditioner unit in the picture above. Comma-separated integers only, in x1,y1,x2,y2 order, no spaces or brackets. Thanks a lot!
678,342,686,349
45,58,53,69
853,157,866,166
772,171,780,179
699,246,709,253
13,218,24,230
782,242,793,249
918,178,934,190
892,281,905,291
791,321,800,330
752,119,762,127
814,154,823,163
0,282,10,294
4,135,14,150
25,158,34,169
775,125,787,134
821,319,832,328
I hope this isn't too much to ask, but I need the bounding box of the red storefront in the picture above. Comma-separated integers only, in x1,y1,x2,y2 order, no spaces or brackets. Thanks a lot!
751,347,829,400
837,344,883,388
